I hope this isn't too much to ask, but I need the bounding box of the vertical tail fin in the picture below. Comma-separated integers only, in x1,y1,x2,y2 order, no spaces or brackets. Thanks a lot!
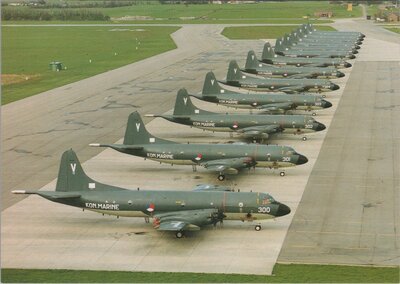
202,72,224,95
274,38,285,52
173,88,203,116
123,111,172,145
56,149,94,192
284,34,294,46
245,50,259,71
226,60,242,83
261,42,276,61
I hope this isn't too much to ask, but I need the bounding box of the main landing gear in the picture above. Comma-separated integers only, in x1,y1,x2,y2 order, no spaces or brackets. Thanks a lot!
255,225,262,231
218,174,226,181
175,231,184,238
280,171,286,177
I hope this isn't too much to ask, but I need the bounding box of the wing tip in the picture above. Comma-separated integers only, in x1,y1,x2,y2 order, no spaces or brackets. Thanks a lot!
12,190,27,194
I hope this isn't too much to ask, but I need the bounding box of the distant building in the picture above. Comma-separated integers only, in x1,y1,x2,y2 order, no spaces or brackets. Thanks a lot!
386,12,399,22
314,11,334,18
376,8,400,22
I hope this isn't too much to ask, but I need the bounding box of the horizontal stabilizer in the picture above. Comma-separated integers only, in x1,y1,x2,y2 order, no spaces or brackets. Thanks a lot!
12,190,81,199
89,144,144,150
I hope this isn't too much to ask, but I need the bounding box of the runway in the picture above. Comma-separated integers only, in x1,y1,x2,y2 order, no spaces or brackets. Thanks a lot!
278,20,400,267
278,60,400,267
2,19,398,275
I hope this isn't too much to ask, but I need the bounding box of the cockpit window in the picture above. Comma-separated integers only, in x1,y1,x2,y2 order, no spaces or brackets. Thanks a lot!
285,150,295,155
261,194,276,204
307,118,315,123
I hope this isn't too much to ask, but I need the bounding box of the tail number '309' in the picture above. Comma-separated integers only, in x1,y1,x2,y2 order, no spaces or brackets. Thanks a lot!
258,207,271,213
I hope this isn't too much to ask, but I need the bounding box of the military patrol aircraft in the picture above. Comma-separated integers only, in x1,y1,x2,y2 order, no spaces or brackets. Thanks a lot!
90,111,308,180
220,60,339,93
147,88,326,142
191,72,332,115
274,38,357,59
281,33,360,54
303,24,365,40
261,42,352,68
13,149,291,238
244,50,345,79
287,32,361,49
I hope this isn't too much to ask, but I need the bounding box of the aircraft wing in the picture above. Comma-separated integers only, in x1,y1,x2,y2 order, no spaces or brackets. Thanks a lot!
287,73,314,79
305,63,325,68
258,102,294,111
202,157,256,174
153,208,219,231
157,221,194,231
192,184,232,192
276,86,305,93
239,125,283,139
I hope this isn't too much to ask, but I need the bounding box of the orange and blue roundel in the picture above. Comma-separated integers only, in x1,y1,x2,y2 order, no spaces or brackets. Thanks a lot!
147,203,155,212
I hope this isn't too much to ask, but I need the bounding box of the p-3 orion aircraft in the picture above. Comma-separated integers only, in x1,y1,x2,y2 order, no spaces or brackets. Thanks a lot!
261,42,352,69
147,88,326,142
244,50,345,79
302,24,365,41
13,149,291,238
219,60,339,93
191,72,332,115
274,38,357,59
90,112,308,180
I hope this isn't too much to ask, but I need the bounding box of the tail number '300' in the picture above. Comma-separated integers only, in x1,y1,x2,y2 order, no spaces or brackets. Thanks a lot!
258,207,271,213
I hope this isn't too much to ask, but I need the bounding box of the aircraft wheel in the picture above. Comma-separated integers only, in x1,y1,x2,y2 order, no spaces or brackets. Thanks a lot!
302,136,307,141
322,94,326,98
255,225,262,231
218,174,225,181
312,112,316,116
280,171,286,177
176,231,184,238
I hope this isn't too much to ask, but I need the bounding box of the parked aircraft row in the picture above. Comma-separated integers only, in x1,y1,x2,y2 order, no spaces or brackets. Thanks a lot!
14,24,363,237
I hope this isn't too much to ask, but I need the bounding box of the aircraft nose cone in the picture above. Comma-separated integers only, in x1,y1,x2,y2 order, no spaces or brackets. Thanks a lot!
297,154,308,165
322,99,333,108
352,50,358,54
348,54,356,59
344,62,352,68
355,45,361,50
276,203,291,217
314,122,326,132
330,83,340,91
337,71,345,78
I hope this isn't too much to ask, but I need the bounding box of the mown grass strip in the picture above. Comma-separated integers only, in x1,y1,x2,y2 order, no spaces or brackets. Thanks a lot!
221,25,336,40
1,264,398,283
1,26,179,105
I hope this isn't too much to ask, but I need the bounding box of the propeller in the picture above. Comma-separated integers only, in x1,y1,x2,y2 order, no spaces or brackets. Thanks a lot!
209,209,226,227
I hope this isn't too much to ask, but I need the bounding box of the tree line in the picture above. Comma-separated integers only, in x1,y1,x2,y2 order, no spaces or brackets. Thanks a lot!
2,8,110,21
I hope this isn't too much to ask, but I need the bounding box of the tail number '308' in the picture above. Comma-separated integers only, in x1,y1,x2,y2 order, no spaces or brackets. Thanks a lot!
258,207,271,213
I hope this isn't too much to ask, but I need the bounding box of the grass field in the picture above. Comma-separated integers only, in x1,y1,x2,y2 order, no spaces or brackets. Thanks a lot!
1,26,179,104
1,264,398,283
221,25,336,40
384,26,400,34
101,1,362,20
2,1,361,24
